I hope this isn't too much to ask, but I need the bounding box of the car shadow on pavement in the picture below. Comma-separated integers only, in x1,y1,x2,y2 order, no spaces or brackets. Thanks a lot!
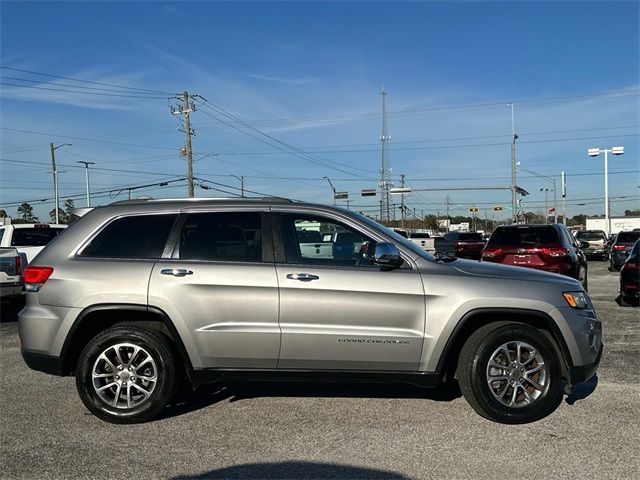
171,461,411,479
157,380,462,421
565,375,598,405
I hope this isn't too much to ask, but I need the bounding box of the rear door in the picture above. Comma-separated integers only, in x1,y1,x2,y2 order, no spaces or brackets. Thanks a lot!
274,211,426,371
148,209,280,369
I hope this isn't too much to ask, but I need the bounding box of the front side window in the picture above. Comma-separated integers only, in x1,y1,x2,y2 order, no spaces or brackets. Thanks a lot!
178,212,262,262
81,214,177,258
281,213,376,267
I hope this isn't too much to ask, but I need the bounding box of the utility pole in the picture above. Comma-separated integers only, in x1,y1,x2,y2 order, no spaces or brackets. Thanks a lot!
232,175,245,198
77,161,95,207
400,174,406,230
170,92,200,198
508,103,519,223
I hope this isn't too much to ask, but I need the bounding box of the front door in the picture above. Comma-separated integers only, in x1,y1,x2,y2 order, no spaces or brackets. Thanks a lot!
274,212,426,371
148,210,280,369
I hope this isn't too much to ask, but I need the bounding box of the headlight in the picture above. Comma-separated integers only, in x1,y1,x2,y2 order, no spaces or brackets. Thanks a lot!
563,291,589,309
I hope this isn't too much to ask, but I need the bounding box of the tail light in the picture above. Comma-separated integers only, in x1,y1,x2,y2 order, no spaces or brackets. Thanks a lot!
23,266,54,292
542,247,568,257
482,248,502,257
623,262,640,270
613,245,626,252
15,256,22,275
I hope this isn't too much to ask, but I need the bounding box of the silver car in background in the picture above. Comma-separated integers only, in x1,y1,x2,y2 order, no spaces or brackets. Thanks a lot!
19,198,602,424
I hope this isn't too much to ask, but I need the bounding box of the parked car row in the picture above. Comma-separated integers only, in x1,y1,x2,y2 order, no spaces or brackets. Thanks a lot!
406,225,638,306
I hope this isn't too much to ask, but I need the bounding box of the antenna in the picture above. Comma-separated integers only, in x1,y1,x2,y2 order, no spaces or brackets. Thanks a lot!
379,90,393,222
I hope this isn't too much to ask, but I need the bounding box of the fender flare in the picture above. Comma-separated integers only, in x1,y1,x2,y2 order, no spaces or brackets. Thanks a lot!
60,303,193,372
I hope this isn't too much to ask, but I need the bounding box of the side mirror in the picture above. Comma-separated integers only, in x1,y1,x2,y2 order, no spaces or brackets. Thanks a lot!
579,241,590,250
372,242,404,269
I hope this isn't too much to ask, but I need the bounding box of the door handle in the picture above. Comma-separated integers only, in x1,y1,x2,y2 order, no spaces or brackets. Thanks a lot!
286,273,319,281
160,268,193,277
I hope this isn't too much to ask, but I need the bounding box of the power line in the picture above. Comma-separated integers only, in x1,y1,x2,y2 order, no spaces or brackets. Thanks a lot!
0,127,178,150
0,75,170,96
195,98,376,178
0,82,166,99
0,66,174,95
229,88,640,126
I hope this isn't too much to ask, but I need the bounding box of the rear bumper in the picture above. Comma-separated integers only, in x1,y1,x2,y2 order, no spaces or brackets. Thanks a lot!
569,343,603,386
21,349,64,376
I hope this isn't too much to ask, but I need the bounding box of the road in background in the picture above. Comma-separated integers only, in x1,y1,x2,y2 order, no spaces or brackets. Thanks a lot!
1,261,638,479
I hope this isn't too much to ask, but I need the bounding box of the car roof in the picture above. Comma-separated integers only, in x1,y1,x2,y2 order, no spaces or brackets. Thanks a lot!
109,196,294,207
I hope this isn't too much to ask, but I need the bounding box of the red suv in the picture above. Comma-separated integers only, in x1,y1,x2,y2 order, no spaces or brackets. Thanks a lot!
482,224,589,289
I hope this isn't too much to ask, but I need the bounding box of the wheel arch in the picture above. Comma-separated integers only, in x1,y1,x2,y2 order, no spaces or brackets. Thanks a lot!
60,304,193,375
435,308,572,381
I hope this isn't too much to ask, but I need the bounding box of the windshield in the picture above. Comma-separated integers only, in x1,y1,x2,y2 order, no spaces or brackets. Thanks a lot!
351,211,436,261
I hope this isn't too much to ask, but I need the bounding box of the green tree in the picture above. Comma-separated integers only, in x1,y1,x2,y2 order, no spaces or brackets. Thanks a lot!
0,209,7,218
624,209,640,217
17,202,37,223
49,207,66,224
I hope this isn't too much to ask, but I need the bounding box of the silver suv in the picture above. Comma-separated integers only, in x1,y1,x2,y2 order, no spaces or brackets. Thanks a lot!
19,198,602,424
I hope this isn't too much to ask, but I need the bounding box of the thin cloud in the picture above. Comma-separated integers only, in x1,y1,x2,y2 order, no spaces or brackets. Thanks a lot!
247,74,322,85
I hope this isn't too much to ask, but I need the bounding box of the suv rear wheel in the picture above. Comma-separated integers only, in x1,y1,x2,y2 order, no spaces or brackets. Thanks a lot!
457,322,563,424
76,326,178,424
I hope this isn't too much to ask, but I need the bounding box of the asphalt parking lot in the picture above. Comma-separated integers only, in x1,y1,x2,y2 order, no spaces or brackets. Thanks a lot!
1,261,638,480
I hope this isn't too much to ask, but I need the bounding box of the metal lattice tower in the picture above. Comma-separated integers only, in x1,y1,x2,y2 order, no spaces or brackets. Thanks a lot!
379,90,392,222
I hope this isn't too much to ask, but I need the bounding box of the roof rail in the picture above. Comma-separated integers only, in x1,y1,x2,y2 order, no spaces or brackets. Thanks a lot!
109,196,294,206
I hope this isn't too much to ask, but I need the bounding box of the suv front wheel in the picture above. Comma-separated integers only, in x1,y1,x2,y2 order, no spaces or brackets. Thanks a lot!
457,322,563,424
76,326,179,424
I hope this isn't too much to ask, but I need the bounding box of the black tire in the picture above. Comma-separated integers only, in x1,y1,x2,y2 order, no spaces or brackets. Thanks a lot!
458,322,563,424
76,326,179,424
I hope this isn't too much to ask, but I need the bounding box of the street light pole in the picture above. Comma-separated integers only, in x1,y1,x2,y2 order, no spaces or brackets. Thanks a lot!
77,161,95,207
541,188,549,224
588,146,624,235
231,175,244,198
49,143,71,224
508,103,518,223
323,176,336,205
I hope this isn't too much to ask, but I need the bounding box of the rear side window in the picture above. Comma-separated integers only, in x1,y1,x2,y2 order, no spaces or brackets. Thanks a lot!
11,227,65,247
410,233,430,239
178,212,262,262
617,231,640,243
490,226,559,246
82,214,177,258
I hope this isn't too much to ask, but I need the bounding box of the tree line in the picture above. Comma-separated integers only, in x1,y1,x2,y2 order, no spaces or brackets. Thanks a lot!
0,199,77,224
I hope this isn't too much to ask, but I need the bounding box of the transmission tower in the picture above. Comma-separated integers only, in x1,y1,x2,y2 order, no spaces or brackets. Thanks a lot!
379,90,392,222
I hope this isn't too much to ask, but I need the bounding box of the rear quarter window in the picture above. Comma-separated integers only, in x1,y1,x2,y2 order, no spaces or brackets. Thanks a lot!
81,214,177,259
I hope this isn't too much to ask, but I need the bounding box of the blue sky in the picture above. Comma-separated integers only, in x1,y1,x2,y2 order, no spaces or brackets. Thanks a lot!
1,1,638,221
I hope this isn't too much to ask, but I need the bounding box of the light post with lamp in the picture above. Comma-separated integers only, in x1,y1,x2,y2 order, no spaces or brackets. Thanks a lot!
588,146,624,235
